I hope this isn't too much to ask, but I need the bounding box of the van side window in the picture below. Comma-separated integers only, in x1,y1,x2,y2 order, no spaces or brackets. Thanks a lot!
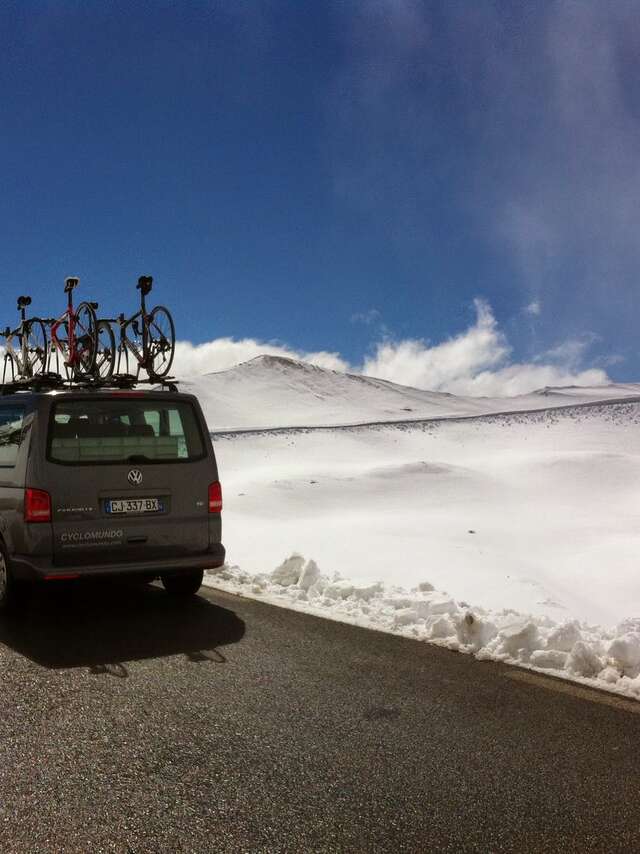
0,407,25,467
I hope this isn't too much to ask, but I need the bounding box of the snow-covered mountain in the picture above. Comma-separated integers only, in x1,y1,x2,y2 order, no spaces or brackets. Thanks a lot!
179,354,640,431
187,354,640,700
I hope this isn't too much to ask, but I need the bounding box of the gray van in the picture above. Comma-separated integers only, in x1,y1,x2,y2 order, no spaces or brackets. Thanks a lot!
0,388,225,611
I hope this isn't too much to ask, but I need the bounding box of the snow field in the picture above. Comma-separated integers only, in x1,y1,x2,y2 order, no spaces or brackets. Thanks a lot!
204,399,640,699
210,402,640,625
186,356,640,698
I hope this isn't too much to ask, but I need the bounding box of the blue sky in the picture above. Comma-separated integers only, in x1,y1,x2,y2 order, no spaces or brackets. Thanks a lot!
1,1,638,391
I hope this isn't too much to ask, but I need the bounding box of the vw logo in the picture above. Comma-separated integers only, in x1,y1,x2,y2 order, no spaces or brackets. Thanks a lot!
128,469,143,486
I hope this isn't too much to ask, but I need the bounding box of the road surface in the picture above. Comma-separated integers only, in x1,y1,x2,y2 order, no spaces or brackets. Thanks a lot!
0,581,638,853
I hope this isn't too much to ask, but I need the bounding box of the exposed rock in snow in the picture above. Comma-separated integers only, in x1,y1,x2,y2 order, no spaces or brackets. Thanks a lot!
416,581,435,592
455,611,498,650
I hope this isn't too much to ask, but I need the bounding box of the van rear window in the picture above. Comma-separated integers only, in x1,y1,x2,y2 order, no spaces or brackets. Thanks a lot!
48,398,205,465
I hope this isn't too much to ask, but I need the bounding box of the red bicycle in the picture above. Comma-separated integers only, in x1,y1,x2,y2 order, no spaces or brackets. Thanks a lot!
45,277,98,379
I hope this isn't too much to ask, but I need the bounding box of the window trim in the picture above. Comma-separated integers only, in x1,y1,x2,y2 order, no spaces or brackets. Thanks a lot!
46,397,208,467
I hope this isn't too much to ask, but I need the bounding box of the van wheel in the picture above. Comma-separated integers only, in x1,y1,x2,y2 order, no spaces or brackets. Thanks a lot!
161,569,203,597
0,547,29,614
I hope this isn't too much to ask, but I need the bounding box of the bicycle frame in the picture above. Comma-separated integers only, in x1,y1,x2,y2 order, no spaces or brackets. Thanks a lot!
112,286,152,376
49,287,83,369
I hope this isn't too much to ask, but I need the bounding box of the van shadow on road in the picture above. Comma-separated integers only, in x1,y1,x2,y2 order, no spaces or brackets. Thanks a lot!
0,580,245,672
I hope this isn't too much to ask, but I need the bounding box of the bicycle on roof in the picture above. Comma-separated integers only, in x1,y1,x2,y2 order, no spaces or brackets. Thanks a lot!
45,277,98,380
0,296,48,384
102,276,175,381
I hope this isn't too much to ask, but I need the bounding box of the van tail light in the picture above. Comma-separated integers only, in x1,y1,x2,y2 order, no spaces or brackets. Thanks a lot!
208,481,223,513
25,488,52,523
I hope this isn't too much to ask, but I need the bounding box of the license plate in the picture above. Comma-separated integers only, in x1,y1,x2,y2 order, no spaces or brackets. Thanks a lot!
106,498,163,514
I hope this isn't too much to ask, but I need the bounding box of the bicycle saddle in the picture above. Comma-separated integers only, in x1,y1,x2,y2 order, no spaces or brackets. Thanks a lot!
64,277,79,292
137,275,153,295
17,295,31,309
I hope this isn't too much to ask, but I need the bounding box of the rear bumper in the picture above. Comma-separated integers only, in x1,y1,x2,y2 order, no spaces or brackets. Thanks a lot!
11,544,226,581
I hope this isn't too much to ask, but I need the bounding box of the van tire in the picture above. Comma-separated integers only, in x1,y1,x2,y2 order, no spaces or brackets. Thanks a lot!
0,546,29,614
161,569,203,597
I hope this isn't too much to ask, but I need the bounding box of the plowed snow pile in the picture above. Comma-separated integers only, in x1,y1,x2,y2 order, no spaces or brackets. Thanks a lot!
195,358,640,699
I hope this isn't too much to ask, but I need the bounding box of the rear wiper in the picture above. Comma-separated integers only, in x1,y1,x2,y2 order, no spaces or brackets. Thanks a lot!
125,454,154,463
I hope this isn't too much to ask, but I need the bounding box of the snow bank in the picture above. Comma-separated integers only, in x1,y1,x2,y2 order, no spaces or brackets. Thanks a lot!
205,555,640,701
213,401,640,627
200,372,640,701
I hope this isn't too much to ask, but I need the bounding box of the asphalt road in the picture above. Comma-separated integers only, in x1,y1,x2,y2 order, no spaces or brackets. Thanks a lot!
0,582,639,853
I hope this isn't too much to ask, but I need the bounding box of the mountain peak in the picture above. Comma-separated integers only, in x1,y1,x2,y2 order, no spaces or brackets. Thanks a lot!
241,354,328,373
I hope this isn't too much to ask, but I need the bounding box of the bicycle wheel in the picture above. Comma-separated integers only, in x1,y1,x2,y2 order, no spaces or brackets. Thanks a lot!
73,302,98,378
2,351,17,384
94,320,116,381
24,319,48,377
146,306,175,378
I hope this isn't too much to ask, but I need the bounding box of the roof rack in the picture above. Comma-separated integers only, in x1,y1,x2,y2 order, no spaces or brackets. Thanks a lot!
73,374,179,393
0,372,179,396
1,372,66,395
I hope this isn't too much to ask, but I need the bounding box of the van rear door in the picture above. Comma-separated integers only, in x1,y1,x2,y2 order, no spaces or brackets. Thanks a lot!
45,394,216,566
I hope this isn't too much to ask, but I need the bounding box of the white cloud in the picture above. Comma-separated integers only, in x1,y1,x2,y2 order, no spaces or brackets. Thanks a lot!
361,300,608,396
540,335,600,370
432,363,607,398
172,338,348,378
525,301,541,316
173,300,610,397
363,298,507,388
